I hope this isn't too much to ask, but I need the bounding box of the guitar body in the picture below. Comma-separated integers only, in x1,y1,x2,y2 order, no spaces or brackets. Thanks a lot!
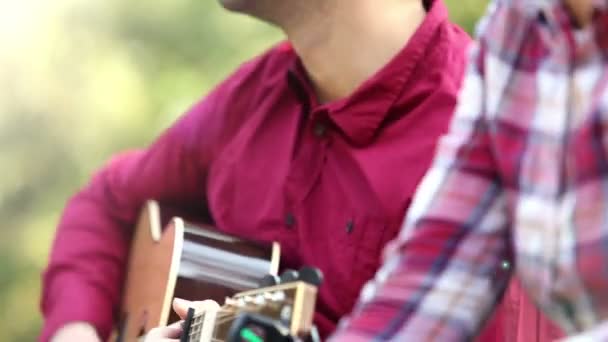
115,201,280,341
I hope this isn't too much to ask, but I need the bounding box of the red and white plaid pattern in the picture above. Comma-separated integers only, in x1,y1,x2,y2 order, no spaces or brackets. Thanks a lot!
330,1,608,340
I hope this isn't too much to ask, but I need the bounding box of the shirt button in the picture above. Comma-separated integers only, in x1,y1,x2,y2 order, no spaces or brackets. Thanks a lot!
345,220,355,234
313,122,327,137
284,213,296,229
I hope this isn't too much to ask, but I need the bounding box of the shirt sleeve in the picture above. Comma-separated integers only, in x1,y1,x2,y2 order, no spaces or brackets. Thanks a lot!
329,34,513,341
39,57,261,341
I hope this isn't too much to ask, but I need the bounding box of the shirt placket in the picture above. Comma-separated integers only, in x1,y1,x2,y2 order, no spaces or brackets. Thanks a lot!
283,69,333,232
284,110,331,211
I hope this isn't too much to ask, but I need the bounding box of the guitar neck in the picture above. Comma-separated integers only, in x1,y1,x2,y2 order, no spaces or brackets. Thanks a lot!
184,282,317,342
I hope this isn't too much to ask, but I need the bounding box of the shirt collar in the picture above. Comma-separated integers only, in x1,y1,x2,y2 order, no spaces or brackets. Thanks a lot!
285,0,449,146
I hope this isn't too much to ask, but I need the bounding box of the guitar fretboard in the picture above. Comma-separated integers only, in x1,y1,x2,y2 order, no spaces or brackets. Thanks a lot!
188,312,207,341
183,282,316,342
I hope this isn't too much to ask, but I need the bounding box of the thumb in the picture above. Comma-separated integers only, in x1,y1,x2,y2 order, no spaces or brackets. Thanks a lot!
144,321,183,341
172,298,192,320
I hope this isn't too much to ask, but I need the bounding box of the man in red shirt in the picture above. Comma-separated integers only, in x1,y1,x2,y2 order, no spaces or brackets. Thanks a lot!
42,0,474,340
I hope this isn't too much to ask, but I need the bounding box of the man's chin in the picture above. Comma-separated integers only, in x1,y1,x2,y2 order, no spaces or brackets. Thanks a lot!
217,0,248,12
216,0,278,25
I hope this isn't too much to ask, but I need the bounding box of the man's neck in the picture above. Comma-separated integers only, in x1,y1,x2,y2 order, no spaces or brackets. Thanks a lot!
282,0,426,103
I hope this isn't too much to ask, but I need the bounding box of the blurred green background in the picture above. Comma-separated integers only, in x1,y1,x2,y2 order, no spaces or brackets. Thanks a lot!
0,0,487,340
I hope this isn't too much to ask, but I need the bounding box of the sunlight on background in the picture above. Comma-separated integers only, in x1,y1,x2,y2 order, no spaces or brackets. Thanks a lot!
0,0,486,340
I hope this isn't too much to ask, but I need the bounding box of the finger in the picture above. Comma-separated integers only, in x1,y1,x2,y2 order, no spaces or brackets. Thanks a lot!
145,328,181,340
146,321,183,340
172,298,192,320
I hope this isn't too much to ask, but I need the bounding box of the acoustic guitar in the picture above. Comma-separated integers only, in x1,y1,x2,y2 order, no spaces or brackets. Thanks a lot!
113,200,319,341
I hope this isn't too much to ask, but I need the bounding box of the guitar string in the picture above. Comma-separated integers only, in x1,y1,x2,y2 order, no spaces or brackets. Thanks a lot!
191,300,293,326
188,305,276,337
187,299,296,338
188,307,268,341
212,304,276,326
188,298,295,327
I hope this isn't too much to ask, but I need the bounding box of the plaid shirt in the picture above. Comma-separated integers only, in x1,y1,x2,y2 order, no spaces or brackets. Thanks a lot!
330,0,608,340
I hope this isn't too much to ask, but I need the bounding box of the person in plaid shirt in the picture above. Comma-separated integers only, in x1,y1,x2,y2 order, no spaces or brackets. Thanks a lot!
330,0,608,340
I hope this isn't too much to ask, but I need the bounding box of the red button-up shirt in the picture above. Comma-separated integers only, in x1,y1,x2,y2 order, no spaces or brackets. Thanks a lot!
41,1,471,340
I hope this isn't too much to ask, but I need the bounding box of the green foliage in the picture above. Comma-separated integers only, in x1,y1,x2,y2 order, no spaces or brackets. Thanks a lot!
446,0,489,34
0,1,487,340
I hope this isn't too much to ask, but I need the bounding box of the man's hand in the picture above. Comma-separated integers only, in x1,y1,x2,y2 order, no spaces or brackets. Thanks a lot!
50,322,100,342
143,298,199,342
171,298,192,320
565,0,594,27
